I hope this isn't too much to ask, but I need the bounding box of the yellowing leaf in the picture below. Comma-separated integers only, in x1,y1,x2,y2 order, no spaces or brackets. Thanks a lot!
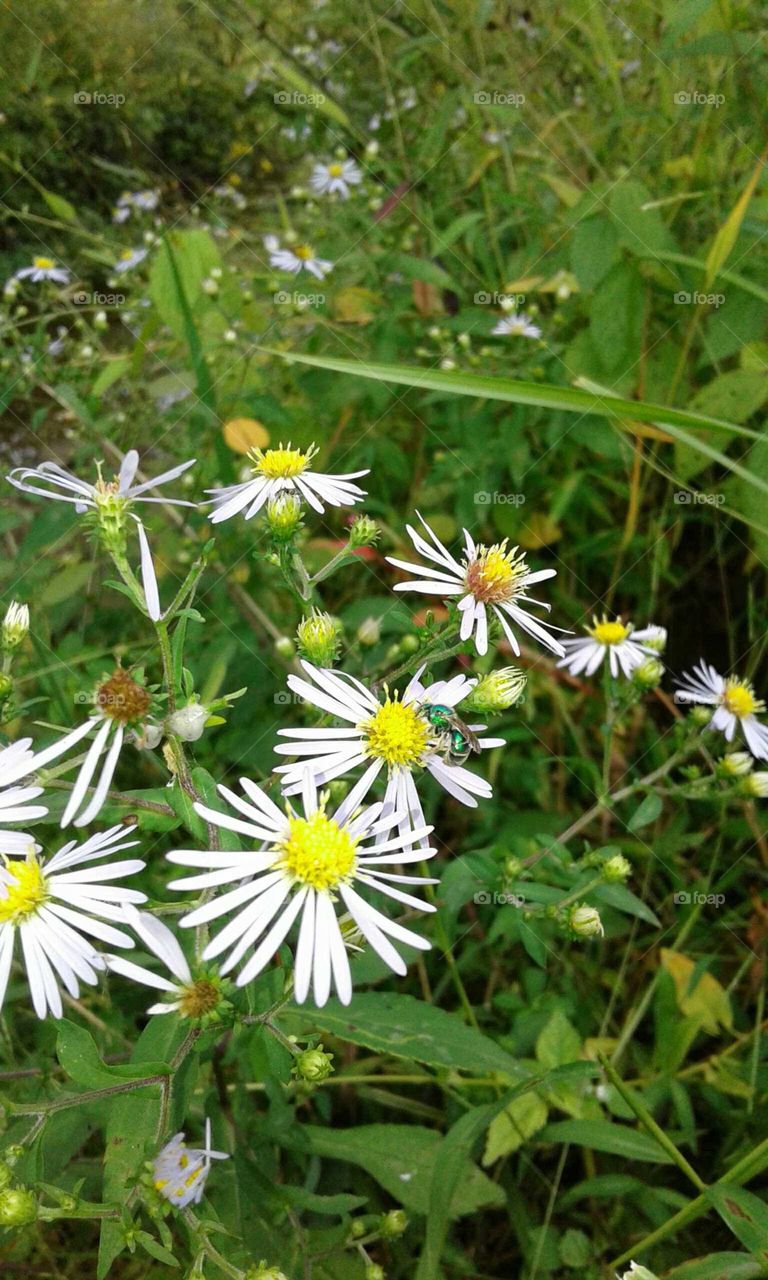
705,142,768,287
542,174,583,207
223,418,269,454
661,949,732,1034
483,1091,548,1165
333,286,381,325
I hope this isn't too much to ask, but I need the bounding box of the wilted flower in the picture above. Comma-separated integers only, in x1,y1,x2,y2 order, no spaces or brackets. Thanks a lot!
152,1118,228,1207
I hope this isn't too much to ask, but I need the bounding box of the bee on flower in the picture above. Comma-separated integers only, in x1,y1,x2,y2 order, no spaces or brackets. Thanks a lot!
11,258,71,286
0,823,145,1018
386,514,565,658
264,234,333,279
206,442,368,523
557,616,661,679
152,1118,228,1207
167,770,437,1006
310,158,363,198
675,660,768,760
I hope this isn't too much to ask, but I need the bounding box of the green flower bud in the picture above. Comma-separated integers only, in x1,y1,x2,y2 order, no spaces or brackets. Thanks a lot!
380,1209,408,1237
266,493,303,541
640,626,667,654
357,617,381,647
620,1265,660,1280
719,751,753,778
601,854,631,884
462,667,527,715
503,855,523,880
742,771,768,798
568,904,604,938
274,636,295,660
400,634,420,654
690,705,713,727
294,1045,334,1083
365,1266,385,1280
296,612,342,667
1,602,29,650
631,658,664,691
349,1219,367,1238
245,1265,289,1280
3,1146,23,1166
349,515,379,548
0,1187,37,1227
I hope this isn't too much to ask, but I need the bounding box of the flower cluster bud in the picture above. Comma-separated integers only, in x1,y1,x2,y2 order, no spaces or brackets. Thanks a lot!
380,1209,408,1237
296,612,342,668
293,1044,334,1083
631,657,664,691
568,904,604,938
601,853,631,883
462,667,527,715
0,1186,37,1227
348,515,379,548
266,492,304,542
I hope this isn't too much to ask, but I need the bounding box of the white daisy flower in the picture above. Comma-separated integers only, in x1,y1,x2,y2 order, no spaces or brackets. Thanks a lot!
557,616,658,680
152,1118,228,1207
6,448,196,514
0,823,145,1018
56,667,160,828
206,441,368,524
113,190,159,222
310,159,363,198
106,905,223,1017
386,514,565,658
113,247,148,274
12,258,71,286
0,735,96,853
167,771,437,1006
275,662,504,846
674,660,768,760
263,234,333,279
492,313,541,339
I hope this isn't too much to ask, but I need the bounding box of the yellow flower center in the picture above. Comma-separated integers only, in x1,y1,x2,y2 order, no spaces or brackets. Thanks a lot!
279,811,357,892
97,668,152,724
588,618,631,646
723,679,763,719
327,163,344,177
178,979,221,1019
294,244,315,261
251,444,315,479
0,858,47,925
33,257,55,270
120,249,135,261
465,542,527,605
362,698,431,768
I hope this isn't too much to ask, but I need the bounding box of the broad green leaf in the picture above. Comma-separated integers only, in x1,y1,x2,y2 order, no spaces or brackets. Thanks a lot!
706,1185,768,1267
40,187,79,223
539,1118,674,1163
609,179,677,256
482,1090,549,1164
536,1009,582,1070
148,230,220,339
57,1020,170,1089
628,792,663,831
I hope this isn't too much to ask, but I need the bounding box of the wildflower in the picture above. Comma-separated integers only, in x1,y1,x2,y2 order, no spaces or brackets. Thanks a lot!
386,514,564,658
310,158,363,198
12,258,70,285
675,661,768,760
113,247,148,274
296,612,342,667
743,772,768,798
206,442,368,524
0,824,144,1018
461,667,527,714
568,904,604,938
7,448,196,515
558,617,659,680
112,189,159,223
2,602,29,650
275,662,504,845
631,657,665,690
167,771,436,1005
0,735,92,853
107,906,225,1018
152,1118,228,1207
601,853,631,883
492,313,541,338
263,235,333,280
0,1188,38,1226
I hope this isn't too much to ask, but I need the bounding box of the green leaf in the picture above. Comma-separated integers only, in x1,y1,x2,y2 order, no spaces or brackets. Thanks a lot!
571,216,619,290
482,1090,549,1164
609,179,676,256
667,1253,765,1280
536,1009,582,1070
589,262,642,371
594,884,661,927
297,1123,504,1217
705,1185,768,1267
40,187,79,223
148,230,221,338
627,793,663,831
279,991,525,1077
539,1118,674,1163
167,767,240,851
57,1020,170,1089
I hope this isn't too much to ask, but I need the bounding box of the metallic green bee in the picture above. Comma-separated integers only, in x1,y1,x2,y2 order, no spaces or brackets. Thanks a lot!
421,702,481,765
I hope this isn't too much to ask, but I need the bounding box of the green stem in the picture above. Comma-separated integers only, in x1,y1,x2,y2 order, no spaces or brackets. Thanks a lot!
598,1053,707,1191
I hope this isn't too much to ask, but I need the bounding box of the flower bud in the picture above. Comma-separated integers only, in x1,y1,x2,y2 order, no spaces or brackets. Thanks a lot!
365,139,379,159
2,602,29,650
641,626,667,653
365,1266,385,1280
266,493,303,541
690,705,713,728
348,515,379,548
601,853,631,884
462,667,527,715
620,1265,659,1280
380,1209,408,1237
3,1146,23,1166
167,702,208,742
568,904,604,938
719,751,753,778
399,634,420,655
357,617,381,647
349,1219,367,1238
742,771,768,798
274,635,295,660
631,658,664,691
0,1187,37,1226
294,1045,334,1083
245,1266,289,1280
94,309,108,329
223,328,237,344
296,612,342,667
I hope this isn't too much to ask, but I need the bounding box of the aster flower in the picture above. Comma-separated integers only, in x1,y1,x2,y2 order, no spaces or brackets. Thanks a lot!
0,734,96,853
557,616,659,679
206,442,368,523
167,771,437,1006
674,660,768,760
113,247,148,274
275,662,504,845
0,823,145,1018
113,189,159,223
386,514,565,658
106,905,224,1017
12,257,70,285
310,158,363,198
264,234,333,279
492,313,541,339
152,1118,228,1207
7,448,196,514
